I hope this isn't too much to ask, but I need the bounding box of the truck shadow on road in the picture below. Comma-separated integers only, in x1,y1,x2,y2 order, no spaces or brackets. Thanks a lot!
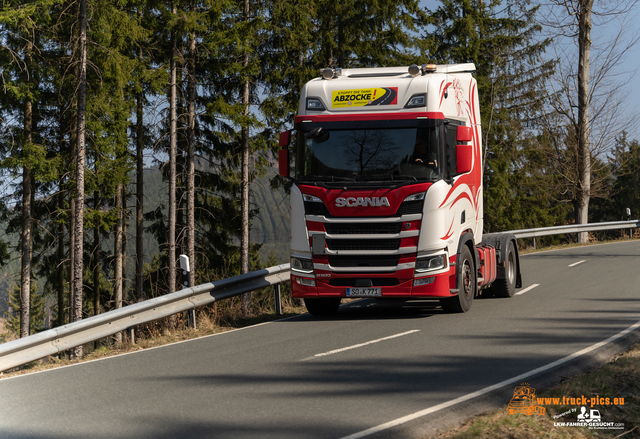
293,298,444,321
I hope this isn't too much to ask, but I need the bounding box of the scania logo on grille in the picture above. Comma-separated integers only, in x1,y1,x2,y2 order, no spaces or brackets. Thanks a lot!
335,197,390,207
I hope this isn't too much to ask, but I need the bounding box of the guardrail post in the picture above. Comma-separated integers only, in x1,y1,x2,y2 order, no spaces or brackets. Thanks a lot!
128,327,135,345
274,284,282,315
532,237,536,249
180,255,196,330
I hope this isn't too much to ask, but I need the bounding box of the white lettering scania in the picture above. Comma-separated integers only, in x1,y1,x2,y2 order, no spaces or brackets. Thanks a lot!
335,197,391,207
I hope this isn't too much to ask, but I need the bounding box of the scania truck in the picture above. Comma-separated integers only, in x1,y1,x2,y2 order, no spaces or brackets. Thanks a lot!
278,63,522,316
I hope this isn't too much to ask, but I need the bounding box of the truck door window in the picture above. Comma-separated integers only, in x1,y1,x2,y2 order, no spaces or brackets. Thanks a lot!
445,123,459,179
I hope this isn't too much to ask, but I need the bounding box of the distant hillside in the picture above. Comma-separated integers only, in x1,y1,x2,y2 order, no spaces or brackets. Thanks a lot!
140,166,291,265
0,166,291,316
250,173,290,264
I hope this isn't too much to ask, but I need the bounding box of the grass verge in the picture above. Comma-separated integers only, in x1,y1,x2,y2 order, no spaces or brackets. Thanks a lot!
435,341,640,439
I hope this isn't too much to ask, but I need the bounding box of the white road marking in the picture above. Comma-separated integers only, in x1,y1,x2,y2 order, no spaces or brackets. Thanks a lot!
569,260,586,267
515,284,540,296
338,318,640,439
301,330,420,361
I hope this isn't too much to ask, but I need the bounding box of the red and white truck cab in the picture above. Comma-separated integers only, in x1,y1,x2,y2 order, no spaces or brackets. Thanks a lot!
278,64,521,315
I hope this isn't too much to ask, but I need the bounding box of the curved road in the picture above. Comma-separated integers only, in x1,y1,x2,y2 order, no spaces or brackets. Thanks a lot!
2,241,640,439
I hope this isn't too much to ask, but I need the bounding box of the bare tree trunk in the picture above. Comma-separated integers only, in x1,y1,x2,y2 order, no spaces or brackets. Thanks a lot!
136,64,144,302
240,0,251,318
71,0,87,360
20,96,33,339
169,5,177,299
187,30,196,288
114,185,123,345
122,185,127,299
69,136,75,334
20,38,34,336
576,0,594,243
57,190,65,327
93,191,100,317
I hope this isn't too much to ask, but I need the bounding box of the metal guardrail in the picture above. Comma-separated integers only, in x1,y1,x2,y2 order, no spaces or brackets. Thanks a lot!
0,264,290,372
1,220,638,373
509,220,640,239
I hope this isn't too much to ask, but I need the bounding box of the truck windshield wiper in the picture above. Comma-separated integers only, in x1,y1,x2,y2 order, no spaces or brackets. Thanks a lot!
301,175,357,182
354,174,418,182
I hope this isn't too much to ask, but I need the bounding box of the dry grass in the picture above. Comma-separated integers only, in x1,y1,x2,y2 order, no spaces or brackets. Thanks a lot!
434,342,640,439
435,410,594,439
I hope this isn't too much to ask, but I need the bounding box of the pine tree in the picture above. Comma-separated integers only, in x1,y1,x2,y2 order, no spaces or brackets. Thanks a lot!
0,0,62,337
602,133,640,221
4,284,46,336
423,0,558,232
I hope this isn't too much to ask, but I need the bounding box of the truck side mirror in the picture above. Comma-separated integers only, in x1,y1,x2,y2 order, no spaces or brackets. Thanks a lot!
456,126,473,174
456,144,472,174
456,126,473,142
279,149,289,177
279,131,291,147
278,131,291,177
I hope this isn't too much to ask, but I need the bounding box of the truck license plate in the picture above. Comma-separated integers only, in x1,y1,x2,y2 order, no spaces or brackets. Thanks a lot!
346,287,381,297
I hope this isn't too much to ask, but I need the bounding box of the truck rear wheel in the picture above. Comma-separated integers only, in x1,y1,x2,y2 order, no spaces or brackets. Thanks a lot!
304,297,341,316
441,245,475,313
492,241,516,298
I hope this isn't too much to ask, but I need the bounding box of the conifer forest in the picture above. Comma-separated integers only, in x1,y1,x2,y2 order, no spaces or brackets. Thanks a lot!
1,0,639,348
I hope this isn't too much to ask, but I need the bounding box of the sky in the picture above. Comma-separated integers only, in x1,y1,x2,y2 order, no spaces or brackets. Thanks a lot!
418,0,640,142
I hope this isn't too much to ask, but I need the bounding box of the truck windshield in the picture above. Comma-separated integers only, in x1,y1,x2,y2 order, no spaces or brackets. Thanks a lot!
295,124,442,183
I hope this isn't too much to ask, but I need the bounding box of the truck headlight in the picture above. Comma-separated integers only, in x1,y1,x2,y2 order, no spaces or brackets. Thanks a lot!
415,255,446,273
403,192,426,202
291,257,314,274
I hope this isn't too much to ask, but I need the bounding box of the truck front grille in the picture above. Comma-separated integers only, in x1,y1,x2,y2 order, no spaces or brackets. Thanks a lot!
304,199,423,217
329,278,400,287
396,200,423,215
304,201,329,216
326,238,401,251
325,223,402,235
328,255,400,267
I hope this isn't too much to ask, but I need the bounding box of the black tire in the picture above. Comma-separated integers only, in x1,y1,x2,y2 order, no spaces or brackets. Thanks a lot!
492,241,516,298
441,245,475,313
304,297,341,316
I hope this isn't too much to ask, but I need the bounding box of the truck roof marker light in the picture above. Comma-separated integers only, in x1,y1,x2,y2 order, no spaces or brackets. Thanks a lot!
408,64,421,77
321,68,335,80
403,192,426,202
306,98,326,111
422,64,437,73
405,94,426,108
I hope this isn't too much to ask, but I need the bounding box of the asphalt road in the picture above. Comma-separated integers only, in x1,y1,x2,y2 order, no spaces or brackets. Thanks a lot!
2,241,640,439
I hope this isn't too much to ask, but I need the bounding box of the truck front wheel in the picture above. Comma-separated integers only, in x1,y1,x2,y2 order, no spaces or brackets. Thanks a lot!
441,245,475,313
305,297,341,316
